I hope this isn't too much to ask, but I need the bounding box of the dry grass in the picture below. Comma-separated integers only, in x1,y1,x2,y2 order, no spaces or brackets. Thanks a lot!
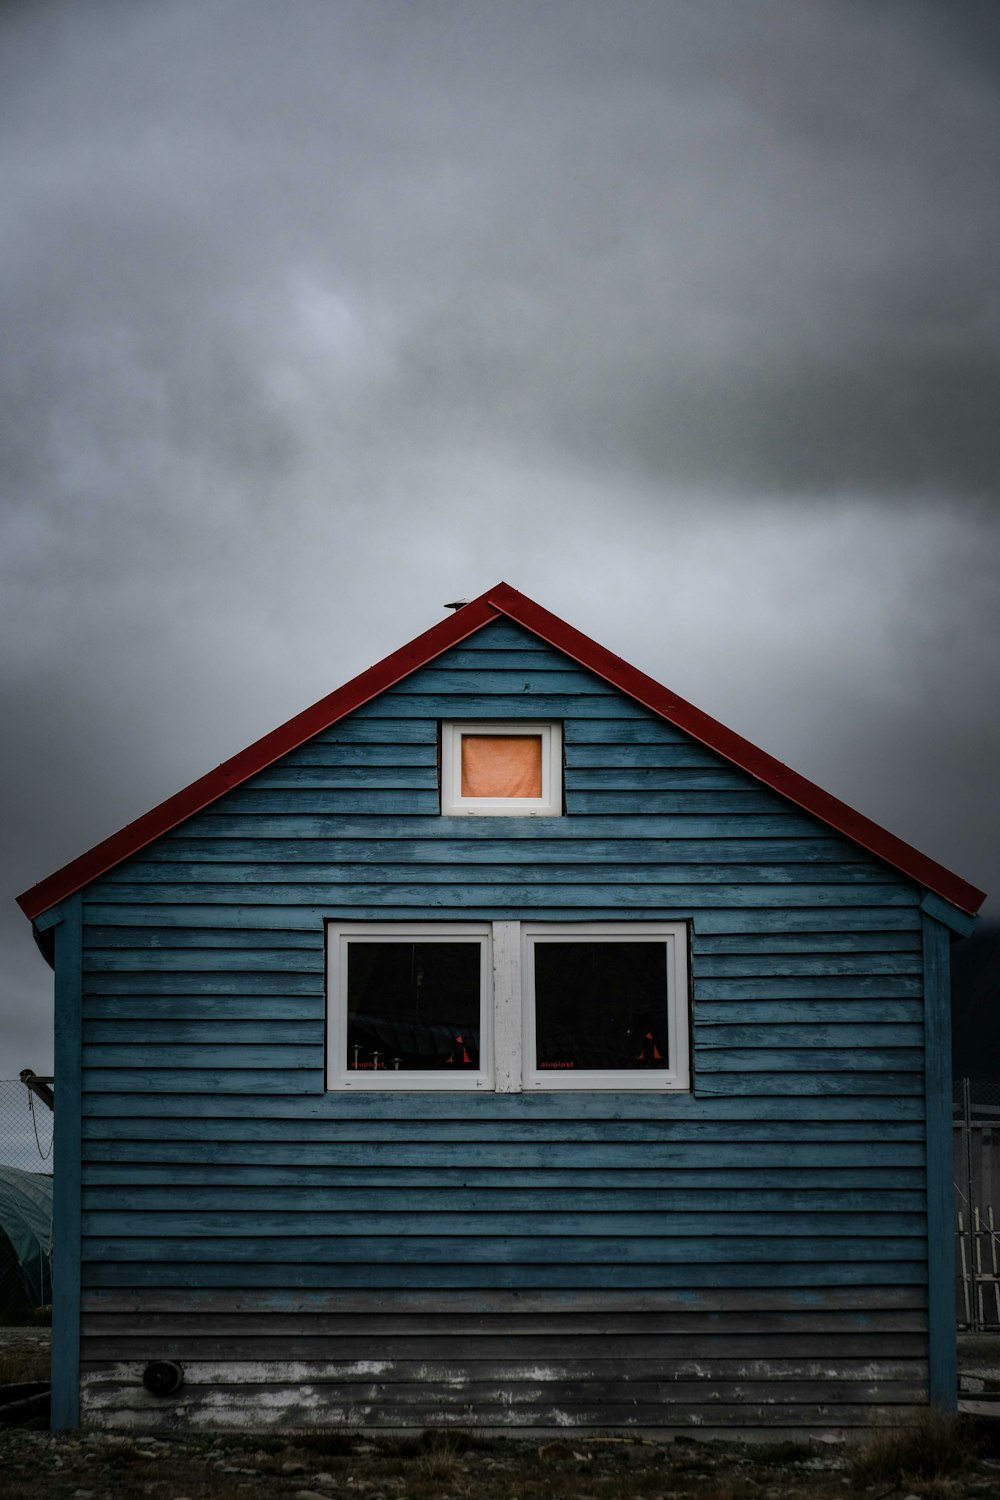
0,1419,997,1500
0,1349,50,1386
847,1410,979,1488
411,1446,462,1482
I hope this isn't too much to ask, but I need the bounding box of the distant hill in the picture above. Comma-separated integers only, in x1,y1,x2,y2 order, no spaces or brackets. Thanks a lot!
951,920,1000,1084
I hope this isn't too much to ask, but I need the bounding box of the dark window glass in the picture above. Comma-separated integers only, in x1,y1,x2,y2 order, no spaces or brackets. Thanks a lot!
346,942,481,1072
533,941,669,1071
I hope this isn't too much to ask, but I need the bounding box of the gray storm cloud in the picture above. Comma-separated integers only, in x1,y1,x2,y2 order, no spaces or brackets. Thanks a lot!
1,0,997,1068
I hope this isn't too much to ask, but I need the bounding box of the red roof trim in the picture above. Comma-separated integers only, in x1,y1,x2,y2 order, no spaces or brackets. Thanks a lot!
488,584,985,916
16,590,503,922
17,581,985,922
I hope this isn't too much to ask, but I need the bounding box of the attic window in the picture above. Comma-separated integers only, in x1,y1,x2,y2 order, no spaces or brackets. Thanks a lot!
441,722,562,815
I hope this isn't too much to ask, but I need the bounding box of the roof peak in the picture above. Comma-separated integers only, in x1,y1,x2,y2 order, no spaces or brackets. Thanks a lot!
16,581,985,921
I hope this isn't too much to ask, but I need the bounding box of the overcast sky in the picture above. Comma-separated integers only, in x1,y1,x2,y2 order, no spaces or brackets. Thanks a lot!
2,0,998,1074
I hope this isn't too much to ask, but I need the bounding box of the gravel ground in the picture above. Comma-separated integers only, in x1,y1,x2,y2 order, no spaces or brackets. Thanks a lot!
2,1424,1000,1500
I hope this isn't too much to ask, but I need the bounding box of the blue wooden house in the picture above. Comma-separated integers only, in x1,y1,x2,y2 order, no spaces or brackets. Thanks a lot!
18,583,985,1436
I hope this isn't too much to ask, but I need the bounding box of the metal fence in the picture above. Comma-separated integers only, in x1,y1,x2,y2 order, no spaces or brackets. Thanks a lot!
955,1077,1000,1331
0,1077,53,1320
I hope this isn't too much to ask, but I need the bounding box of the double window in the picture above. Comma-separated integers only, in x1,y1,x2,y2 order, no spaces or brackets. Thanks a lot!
327,921,690,1092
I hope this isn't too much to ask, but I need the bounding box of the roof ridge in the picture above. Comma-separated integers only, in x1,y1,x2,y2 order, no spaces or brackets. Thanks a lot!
16,581,985,921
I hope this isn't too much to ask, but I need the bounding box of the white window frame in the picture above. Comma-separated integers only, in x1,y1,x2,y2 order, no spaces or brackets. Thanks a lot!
326,922,494,1091
520,922,690,1092
327,919,689,1093
440,722,563,816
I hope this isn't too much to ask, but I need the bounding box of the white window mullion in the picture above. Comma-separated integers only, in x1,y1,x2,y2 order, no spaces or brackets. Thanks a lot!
491,920,522,1092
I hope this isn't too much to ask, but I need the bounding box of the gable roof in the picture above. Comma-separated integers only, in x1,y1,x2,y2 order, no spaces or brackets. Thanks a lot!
17,580,986,922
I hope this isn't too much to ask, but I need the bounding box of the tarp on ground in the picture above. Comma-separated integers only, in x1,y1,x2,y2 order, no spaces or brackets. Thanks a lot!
0,1165,52,1312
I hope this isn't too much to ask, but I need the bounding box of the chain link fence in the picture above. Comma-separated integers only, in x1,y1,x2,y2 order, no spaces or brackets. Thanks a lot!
955,1077,1000,1331
0,1078,53,1322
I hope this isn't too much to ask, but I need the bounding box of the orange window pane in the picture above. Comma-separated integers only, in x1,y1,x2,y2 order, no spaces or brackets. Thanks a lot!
461,735,543,798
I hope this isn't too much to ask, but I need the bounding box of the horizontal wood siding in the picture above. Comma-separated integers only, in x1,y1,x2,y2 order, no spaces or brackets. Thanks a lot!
79,1289,927,1433
78,619,929,1431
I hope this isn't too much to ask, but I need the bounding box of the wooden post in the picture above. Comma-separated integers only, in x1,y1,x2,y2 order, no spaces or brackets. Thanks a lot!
958,1211,971,1328
974,1206,985,1330
923,915,958,1407
51,894,82,1429
964,1078,979,1332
